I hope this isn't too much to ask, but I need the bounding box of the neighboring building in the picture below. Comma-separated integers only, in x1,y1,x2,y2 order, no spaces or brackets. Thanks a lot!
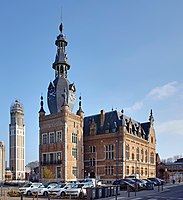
157,158,183,182
0,141,5,181
83,109,156,181
9,100,25,180
39,21,84,182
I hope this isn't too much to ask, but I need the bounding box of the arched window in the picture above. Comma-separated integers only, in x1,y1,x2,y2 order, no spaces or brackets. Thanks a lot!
136,147,140,161
141,149,144,162
132,166,135,174
150,152,154,164
145,150,148,163
126,144,130,160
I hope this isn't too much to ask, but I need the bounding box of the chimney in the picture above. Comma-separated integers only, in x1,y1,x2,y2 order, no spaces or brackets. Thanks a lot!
100,110,105,127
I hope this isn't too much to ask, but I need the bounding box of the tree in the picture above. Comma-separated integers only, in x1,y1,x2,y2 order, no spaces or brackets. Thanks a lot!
43,167,55,179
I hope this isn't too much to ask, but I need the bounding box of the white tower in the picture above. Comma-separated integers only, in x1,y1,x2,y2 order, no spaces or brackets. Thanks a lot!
0,141,5,181
9,100,25,180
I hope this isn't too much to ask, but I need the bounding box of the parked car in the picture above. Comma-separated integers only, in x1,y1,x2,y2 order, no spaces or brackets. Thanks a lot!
131,178,147,190
147,178,161,186
48,183,67,196
113,179,135,191
65,182,93,198
18,182,43,196
30,184,56,196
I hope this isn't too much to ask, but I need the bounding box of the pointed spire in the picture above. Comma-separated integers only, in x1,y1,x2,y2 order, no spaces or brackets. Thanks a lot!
77,96,84,116
52,20,70,78
120,109,126,126
149,109,154,125
39,96,45,114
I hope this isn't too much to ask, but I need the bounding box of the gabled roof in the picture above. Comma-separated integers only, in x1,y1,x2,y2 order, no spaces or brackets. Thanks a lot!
83,110,150,140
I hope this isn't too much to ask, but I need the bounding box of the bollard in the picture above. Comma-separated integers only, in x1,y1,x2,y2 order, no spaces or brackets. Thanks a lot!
158,185,160,192
20,193,23,200
3,191,6,200
127,185,130,197
1,185,2,196
47,195,50,200
161,184,163,191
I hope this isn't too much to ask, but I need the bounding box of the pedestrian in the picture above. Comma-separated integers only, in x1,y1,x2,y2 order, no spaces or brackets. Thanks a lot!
172,179,175,184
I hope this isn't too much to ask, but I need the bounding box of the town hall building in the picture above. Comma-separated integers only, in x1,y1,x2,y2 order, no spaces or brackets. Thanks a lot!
39,21,156,182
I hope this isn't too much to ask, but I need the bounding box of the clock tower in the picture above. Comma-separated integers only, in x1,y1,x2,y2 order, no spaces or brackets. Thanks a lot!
39,21,84,182
47,22,76,114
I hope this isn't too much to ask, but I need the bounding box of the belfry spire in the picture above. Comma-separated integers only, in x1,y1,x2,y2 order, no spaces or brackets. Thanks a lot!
52,20,70,78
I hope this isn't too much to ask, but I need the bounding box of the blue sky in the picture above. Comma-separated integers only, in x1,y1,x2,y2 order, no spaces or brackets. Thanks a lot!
0,0,183,165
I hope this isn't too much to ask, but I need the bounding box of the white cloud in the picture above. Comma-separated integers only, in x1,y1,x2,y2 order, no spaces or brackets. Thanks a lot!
147,81,178,100
156,119,183,135
125,101,143,113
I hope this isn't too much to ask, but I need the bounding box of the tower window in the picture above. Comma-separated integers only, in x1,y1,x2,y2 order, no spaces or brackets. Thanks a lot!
72,133,78,144
90,146,96,153
56,131,62,143
42,133,47,144
72,148,78,160
72,167,78,178
49,132,54,144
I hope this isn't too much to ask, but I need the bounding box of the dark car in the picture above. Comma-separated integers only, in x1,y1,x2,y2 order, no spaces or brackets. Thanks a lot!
113,179,135,191
147,178,161,186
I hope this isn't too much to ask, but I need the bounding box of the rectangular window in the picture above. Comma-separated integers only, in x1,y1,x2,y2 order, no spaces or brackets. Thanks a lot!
56,131,62,143
72,133,78,144
72,148,78,160
49,132,54,144
90,158,95,166
72,167,78,178
90,146,96,153
42,133,47,144
57,152,62,164
50,153,54,164
42,154,47,165
105,165,114,175
56,166,62,178
126,166,129,175
105,144,114,159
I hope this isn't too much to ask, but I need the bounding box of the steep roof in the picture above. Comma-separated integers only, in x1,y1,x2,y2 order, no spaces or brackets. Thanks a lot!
83,110,150,140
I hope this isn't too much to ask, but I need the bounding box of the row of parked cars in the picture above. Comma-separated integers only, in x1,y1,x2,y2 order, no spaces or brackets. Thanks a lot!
18,180,95,198
112,177,165,191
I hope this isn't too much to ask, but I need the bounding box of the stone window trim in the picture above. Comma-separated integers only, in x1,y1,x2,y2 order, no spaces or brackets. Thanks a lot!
42,133,47,145
72,166,78,178
49,132,55,144
56,151,62,161
89,146,96,153
105,165,114,175
56,166,62,179
56,130,62,143
72,133,78,144
105,144,114,160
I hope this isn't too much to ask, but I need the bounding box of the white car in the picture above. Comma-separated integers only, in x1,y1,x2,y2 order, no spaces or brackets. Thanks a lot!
18,182,43,196
65,182,94,198
48,183,67,196
30,184,56,196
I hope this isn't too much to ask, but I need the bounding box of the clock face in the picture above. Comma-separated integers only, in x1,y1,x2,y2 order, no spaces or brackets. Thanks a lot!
69,92,76,102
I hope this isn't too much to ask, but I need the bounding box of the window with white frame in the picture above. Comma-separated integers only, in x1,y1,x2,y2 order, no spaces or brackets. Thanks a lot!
49,132,54,144
89,158,95,166
72,148,77,160
56,166,62,178
105,165,114,175
150,152,154,164
136,147,140,161
145,150,148,163
42,133,47,144
105,144,114,159
90,146,96,153
57,152,62,162
126,144,130,160
72,133,78,144
50,153,54,164
56,131,62,143
72,167,78,177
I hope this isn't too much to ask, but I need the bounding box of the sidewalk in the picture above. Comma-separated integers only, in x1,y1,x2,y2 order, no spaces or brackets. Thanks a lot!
101,182,183,200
